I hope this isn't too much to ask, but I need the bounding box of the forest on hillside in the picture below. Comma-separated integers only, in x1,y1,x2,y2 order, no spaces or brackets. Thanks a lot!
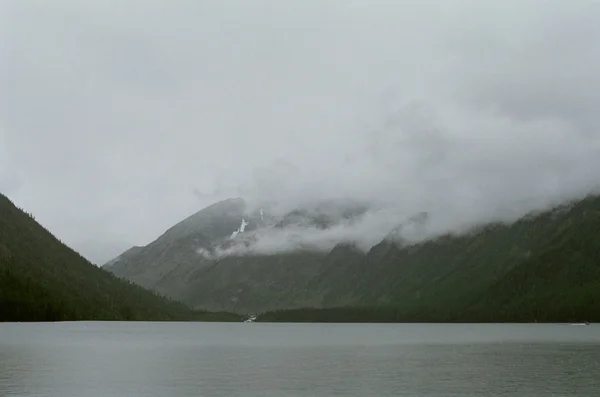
3,190,600,323
0,193,241,322
259,197,600,323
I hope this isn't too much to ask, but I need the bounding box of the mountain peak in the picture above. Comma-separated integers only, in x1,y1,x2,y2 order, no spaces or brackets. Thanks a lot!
155,197,247,244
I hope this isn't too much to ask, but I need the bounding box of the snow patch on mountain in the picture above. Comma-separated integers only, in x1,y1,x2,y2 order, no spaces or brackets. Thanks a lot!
230,218,249,238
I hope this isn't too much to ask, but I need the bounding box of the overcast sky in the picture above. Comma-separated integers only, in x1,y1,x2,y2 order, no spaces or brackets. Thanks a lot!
2,1,600,264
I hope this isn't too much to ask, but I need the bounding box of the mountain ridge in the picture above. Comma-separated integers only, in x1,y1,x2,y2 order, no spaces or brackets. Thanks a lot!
104,194,600,321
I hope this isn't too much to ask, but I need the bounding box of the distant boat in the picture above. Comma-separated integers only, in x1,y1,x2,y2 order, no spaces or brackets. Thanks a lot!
244,314,257,323
570,322,590,326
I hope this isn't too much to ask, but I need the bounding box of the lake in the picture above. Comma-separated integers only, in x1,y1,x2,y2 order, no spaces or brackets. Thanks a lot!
1,322,599,396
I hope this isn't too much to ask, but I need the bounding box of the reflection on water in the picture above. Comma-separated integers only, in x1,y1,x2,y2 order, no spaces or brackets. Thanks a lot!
1,322,599,396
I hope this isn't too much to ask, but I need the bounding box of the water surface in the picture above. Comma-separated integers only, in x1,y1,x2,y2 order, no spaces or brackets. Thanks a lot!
1,322,599,396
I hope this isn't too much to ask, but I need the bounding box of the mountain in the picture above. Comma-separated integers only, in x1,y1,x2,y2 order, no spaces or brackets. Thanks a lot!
105,197,261,302
105,198,369,309
0,192,241,322
105,195,600,322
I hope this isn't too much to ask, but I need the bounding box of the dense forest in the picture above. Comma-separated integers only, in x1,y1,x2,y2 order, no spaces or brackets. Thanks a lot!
0,193,241,322
260,197,600,323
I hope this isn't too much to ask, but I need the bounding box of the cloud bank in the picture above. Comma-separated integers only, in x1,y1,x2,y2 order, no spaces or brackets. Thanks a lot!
2,1,600,262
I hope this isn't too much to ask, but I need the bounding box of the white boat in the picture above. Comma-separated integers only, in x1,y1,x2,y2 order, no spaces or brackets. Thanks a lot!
244,314,257,323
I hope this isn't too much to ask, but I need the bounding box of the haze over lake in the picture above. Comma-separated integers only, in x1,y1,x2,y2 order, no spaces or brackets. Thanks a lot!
1,322,599,396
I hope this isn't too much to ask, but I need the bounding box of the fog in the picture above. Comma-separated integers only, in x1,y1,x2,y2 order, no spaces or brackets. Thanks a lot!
2,1,600,263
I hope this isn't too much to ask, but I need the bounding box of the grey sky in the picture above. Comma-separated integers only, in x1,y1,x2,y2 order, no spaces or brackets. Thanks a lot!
2,1,600,264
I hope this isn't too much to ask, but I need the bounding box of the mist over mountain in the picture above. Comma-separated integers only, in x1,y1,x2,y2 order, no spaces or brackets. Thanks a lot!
105,192,600,320
106,196,441,264
113,180,600,263
3,2,600,265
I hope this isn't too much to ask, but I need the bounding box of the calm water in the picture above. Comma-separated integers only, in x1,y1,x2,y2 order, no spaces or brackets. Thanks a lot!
1,322,599,396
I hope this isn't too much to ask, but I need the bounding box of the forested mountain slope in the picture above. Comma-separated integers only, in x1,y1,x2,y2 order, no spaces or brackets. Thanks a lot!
106,194,600,322
261,196,600,322
0,193,240,322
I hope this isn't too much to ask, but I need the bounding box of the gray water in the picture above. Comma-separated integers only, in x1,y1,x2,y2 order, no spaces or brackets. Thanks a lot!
1,322,599,396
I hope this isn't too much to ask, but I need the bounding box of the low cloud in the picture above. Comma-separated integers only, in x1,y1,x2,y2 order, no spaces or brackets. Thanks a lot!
196,183,586,259
2,1,600,262
202,100,600,257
